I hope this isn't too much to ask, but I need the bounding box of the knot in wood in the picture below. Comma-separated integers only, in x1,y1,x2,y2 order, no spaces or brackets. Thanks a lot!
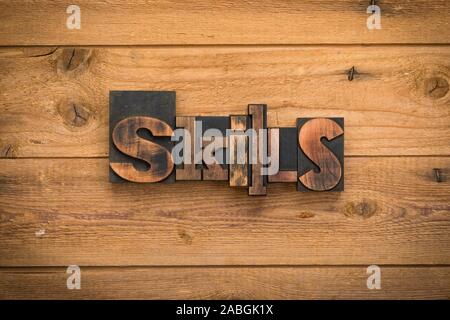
57,101,91,128
425,77,449,99
58,48,91,72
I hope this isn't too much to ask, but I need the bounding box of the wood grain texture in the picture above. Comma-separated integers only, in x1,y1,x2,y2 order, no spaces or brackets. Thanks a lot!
1,1,449,45
1,46,449,158
0,157,449,267
268,171,297,183
1,2,449,298
0,266,449,300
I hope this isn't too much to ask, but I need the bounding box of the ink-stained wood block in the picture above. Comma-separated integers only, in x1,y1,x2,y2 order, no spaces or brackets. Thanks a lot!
201,136,228,180
111,116,175,183
229,115,248,187
297,118,344,191
109,91,176,183
248,104,267,195
268,170,297,183
196,116,229,180
268,127,297,183
196,116,230,136
175,116,201,180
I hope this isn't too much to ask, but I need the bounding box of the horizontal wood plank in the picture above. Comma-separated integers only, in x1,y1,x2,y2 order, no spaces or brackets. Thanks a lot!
0,46,449,157
0,1,449,45
0,266,449,299
0,157,449,266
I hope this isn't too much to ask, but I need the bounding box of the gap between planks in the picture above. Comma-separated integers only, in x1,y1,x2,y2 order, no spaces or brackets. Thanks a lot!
1,264,450,269
2,44,450,49
2,155,450,160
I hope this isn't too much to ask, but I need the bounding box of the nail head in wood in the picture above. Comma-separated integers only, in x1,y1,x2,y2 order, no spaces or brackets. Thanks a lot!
348,66,356,81
433,168,442,183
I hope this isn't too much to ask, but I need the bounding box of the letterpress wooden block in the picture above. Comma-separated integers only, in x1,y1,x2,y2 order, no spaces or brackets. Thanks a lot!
229,115,248,187
109,91,176,183
268,127,297,182
248,104,267,195
297,118,344,191
175,116,202,180
196,116,229,181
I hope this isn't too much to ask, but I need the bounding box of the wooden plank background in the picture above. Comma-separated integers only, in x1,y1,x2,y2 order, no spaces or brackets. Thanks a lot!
1,157,449,266
1,0,449,45
1,46,450,157
0,0,449,299
1,267,449,299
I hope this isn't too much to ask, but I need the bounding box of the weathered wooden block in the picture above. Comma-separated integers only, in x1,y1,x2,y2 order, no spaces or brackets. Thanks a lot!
197,116,229,181
109,91,345,194
109,91,176,183
175,116,202,180
229,115,249,187
268,127,297,182
297,118,344,191
248,104,267,195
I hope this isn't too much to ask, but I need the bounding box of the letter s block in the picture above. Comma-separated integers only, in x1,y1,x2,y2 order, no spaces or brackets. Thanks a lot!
297,118,344,191
109,91,176,183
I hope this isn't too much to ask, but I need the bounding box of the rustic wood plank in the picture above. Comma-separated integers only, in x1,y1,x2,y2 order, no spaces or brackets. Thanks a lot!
0,1,449,45
0,266,449,299
0,157,449,266
1,46,449,158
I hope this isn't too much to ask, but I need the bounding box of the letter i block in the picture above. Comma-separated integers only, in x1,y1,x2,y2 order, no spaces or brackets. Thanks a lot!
248,104,267,195
297,118,344,191
229,115,249,187
109,91,176,183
